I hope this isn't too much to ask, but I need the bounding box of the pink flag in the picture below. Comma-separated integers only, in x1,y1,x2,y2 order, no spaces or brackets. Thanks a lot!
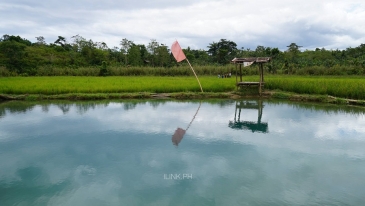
171,41,186,62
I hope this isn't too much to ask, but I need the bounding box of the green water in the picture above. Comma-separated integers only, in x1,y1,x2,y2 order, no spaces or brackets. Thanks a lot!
0,99,365,205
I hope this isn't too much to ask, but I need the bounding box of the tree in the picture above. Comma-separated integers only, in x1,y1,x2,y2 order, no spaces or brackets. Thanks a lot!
97,42,108,50
71,34,89,52
35,36,46,45
286,43,302,54
189,49,209,65
0,34,31,46
0,41,27,73
120,38,133,65
255,45,266,57
207,39,238,64
147,39,159,66
54,36,67,47
270,48,280,58
99,61,108,76
108,46,123,64
138,44,149,65
155,44,170,67
286,43,302,65
128,44,142,66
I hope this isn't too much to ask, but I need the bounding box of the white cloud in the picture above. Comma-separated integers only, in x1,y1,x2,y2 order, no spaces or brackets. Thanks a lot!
1,0,365,50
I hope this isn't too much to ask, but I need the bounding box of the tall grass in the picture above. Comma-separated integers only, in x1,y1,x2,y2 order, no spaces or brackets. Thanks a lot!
2,65,225,76
1,75,364,100
1,63,365,77
1,65,261,77
0,76,236,95
264,75,365,100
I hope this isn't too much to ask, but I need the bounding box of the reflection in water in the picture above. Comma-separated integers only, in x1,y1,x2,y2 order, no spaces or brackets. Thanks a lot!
228,100,268,133
172,101,202,146
171,128,186,146
1,99,364,120
0,100,365,205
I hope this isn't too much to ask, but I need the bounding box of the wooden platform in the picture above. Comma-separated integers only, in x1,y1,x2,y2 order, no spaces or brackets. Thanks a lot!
236,82,265,86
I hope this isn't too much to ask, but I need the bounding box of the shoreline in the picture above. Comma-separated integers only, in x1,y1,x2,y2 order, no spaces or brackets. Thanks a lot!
1,91,365,107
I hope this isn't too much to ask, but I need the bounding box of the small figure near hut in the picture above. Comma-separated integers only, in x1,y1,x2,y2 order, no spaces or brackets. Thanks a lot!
218,73,232,78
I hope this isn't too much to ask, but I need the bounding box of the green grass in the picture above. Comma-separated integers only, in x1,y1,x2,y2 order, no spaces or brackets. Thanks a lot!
0,76,236,95
1,75,364,100
262,75,365,100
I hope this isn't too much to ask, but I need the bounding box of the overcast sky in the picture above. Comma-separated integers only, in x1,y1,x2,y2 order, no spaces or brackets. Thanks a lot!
1,0,365,51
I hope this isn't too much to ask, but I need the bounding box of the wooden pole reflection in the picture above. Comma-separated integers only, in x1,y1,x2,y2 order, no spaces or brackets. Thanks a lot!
172,101,202,147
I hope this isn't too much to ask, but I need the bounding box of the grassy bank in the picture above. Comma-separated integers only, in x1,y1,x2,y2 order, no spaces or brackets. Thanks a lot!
1,75,365,105
0,76,236,94
264,75,365,100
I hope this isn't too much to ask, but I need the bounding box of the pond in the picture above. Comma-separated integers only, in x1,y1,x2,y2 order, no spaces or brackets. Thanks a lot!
1,99,365,205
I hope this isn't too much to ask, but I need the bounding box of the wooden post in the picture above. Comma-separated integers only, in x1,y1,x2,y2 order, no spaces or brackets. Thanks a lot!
235,64,238,90
261,63,264,95
259,63,262,96
239,64,242,82
261,63,264,83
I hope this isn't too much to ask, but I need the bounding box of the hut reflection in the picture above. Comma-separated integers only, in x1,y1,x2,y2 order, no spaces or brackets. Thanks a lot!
228,100,268,133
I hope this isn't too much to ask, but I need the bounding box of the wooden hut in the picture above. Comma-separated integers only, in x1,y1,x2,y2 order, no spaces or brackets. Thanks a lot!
231,57,271,95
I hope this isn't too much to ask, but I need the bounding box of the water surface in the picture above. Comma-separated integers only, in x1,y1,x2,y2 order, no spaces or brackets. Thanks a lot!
1,99,365,205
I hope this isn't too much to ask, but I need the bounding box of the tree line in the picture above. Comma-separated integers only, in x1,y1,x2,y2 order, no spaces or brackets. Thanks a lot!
0,34,365,76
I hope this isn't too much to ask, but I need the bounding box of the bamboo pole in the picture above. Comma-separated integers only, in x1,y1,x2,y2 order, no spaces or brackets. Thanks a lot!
259,63,262,96
185,58,203,93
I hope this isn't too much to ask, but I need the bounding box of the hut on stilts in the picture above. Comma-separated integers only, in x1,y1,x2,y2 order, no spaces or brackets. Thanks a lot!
231,57,271,95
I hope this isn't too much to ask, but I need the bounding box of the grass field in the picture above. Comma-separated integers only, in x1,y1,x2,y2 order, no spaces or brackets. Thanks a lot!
262,75,365,100
1,75,364,100
0,76,236,94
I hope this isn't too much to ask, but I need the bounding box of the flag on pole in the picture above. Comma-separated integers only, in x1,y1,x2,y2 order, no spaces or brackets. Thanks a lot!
171,40,204,92
171,41,186,62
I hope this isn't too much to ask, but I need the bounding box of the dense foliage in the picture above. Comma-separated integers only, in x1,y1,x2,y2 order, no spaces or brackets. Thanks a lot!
0,34,365,76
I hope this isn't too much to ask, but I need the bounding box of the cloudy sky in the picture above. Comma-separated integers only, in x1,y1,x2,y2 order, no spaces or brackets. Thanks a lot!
1,0,365,51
